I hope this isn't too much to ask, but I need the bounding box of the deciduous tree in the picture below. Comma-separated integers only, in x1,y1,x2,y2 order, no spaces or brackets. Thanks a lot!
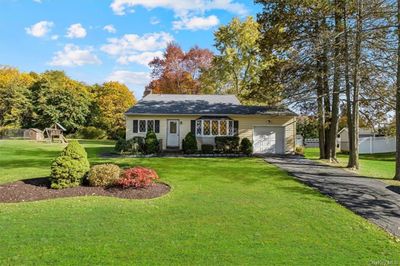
90,81,136,138
146,43,213,95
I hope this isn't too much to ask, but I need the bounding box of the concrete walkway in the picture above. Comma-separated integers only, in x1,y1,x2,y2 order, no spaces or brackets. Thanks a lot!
265,156,400,238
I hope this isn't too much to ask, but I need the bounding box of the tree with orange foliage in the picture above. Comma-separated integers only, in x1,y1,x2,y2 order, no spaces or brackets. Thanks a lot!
145,43,213,95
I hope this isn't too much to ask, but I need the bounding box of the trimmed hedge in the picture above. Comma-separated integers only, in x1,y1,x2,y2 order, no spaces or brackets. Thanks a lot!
88,164,120,187
215,136,240,153
50,140,90,189
182,132,198,154
240,138,253,155
201,144,214,154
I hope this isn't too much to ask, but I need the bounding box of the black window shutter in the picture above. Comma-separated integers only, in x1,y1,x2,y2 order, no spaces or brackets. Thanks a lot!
191,120,196,134
155,120,160,133
234,120,239,136
133,120,138,133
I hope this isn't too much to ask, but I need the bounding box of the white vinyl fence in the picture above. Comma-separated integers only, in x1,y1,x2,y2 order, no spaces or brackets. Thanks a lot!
304,138,320,148
341,136,395,154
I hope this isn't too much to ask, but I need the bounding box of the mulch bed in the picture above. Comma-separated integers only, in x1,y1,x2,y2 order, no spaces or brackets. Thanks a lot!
0,178,170,203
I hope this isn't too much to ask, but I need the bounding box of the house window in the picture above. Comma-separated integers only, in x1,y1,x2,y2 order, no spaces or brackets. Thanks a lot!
220,120,227,135
212,120,219,135
196,119,235,137
228,120,234,135
203,120,211,135
147,120,154,132
133,120,160,133
196,120,202,135
139,120,146,133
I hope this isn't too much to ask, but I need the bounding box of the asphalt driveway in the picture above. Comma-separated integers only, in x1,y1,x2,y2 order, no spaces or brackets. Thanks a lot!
265,156,400,238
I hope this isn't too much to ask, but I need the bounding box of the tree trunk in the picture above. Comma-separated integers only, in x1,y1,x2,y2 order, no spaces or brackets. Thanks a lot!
322,41,331,160
343,1,354,163
329,0,343,161
395,0,400,180
348,0,362,170
316,58,326,159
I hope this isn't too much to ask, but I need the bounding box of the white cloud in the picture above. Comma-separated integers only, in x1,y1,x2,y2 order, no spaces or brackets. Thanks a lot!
103,24,116,33
101,32,173,54
49,44,101,67
66,23,87,39
173,15,219,31
25,21,54,37
117,51,163,65
150,16,160,25
50,35,59,40
106,70,151,94
101,32,172,65
110,0,247,17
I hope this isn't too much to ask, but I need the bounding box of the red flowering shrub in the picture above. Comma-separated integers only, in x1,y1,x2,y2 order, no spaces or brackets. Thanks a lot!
116,167,159,188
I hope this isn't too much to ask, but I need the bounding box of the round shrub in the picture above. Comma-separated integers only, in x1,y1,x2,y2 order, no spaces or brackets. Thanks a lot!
88,164,120,187
50,140,90,189
182,132,198,154
240,138,253,155
115,138,128,153
75,126,107,139
116,167,159,188
145,131,159,154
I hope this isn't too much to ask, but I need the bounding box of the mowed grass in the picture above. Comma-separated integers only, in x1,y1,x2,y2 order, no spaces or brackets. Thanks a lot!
0,139,114,184
304,148,396,180
0,140,400,265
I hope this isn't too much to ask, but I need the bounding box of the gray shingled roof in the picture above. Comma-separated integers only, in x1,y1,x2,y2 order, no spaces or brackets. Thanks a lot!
126,94,297,116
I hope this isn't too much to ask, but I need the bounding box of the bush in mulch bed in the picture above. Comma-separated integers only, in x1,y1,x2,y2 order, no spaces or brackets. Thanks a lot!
115,167,159,189
145,131,159,154
0,164,167,203
182,132,198,154
0,178,170,203
240,138,253,156
50,140,90,189
88,164,120,187
201,144,214,154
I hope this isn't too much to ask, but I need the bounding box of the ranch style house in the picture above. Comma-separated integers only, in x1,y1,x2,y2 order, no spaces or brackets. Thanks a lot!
125,94,297,154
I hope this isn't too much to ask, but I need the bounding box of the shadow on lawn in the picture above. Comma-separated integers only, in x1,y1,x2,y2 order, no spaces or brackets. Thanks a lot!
280,159,392,181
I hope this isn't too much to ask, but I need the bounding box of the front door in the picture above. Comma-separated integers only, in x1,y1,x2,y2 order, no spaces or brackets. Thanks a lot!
167,119,180,148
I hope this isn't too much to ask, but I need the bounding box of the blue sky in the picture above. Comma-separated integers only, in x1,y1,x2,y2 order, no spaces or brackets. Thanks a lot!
0,0,260,98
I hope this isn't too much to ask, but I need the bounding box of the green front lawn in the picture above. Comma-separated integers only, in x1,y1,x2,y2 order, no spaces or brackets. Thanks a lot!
0,140,399,265
305,148,396,180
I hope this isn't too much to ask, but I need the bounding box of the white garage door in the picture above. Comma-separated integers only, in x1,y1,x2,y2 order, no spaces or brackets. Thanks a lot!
253,126,285,154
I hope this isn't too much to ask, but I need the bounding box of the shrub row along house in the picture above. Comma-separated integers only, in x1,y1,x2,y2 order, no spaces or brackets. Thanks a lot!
125,94,297,154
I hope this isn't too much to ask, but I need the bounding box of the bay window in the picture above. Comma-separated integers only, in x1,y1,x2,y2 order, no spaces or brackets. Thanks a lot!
195,119,235,137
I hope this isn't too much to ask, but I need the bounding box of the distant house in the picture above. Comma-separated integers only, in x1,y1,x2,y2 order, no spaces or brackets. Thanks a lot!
125,94,297,154
338,127,383,152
